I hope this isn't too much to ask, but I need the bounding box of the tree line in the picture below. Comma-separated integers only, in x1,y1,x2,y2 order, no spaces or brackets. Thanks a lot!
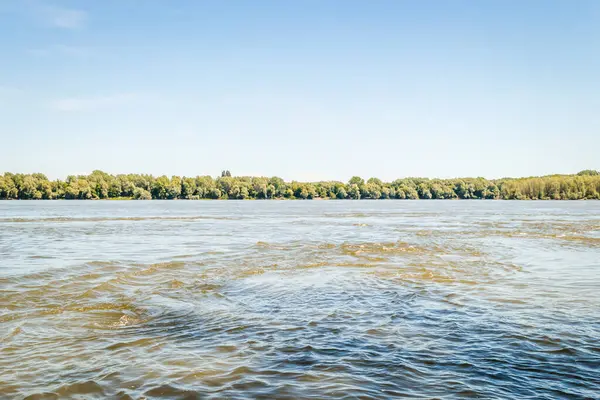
0,170,599,200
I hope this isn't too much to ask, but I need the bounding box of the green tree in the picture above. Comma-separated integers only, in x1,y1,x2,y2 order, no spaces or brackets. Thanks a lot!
133,187,152,200
348,176,365,186
577,169,599,176
181,177,197,199
2,170,599,201
348,184,361,199
152,176,170,199
168,176,182,199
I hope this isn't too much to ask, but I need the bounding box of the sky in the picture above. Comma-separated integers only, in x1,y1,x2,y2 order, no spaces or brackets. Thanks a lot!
0,0,598,181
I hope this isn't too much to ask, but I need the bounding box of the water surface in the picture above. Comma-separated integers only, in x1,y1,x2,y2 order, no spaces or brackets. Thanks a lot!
1,201,599,399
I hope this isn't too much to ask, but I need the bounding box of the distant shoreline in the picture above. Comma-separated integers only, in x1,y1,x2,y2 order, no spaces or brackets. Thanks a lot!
1,170,599,200
0,198,597,201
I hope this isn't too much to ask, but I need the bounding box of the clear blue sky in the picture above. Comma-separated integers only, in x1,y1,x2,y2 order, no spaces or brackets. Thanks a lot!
1,0,598,181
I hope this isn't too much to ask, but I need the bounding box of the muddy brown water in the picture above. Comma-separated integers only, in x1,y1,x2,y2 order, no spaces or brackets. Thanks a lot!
1,201,599,399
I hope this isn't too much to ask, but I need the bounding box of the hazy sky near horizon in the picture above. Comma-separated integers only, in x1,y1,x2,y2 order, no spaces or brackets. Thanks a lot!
1,0,598,181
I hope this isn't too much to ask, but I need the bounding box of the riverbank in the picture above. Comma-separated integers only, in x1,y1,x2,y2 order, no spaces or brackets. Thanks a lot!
1,170,599,200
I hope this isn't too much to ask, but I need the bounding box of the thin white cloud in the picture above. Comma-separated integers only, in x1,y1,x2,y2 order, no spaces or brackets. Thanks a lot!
28,44,95,57
32,4,87,29
50,93,155,112
47,6,86,29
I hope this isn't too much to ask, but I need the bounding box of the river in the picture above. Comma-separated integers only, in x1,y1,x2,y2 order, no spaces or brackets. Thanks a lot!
1,201,599,399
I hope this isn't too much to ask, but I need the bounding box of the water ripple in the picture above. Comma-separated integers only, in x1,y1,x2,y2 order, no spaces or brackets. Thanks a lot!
1,201,599,398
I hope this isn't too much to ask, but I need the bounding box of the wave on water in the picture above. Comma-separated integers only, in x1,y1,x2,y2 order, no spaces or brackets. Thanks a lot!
1,202,599,398
0,216,237,223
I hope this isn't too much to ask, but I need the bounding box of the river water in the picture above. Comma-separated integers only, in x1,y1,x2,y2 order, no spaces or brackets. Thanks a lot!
1,201,599,399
